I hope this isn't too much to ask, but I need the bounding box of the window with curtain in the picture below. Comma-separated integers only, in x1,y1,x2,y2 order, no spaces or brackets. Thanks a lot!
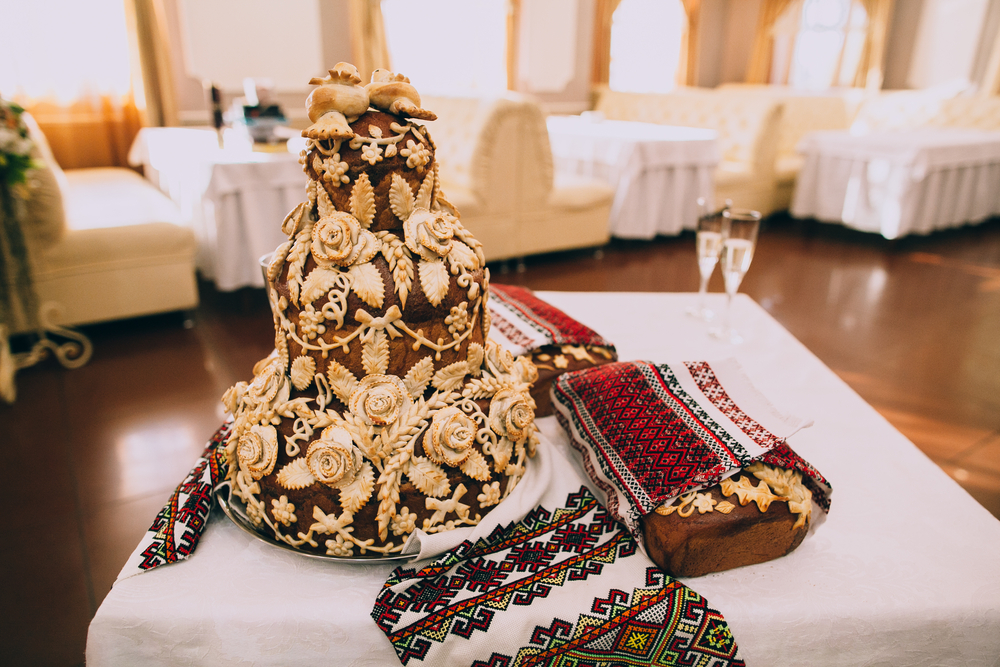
774,0,869,89
608,0,687,93
0,0,142,168
381,0,508,95
0,1,133,103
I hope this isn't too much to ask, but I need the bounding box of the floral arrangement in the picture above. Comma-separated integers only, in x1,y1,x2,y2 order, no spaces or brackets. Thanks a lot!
1,97,40,403
0,98,37,189
0,97,90,404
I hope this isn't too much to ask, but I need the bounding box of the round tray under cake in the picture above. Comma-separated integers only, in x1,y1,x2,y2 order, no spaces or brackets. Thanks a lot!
214,484,416,563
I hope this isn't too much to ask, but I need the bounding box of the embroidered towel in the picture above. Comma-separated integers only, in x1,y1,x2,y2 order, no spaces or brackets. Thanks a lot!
117,421,231,580
488,284,615,357
373,485,745,666
552,359,831,541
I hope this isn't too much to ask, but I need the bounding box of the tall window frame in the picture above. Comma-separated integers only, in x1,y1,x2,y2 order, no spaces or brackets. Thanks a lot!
381,0,509,96
771,0,869,89
606,0,688,93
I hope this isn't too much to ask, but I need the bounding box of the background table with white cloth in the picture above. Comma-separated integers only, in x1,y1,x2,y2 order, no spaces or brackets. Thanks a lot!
86,292,1000,666
129,128,307,290
791,128,1000,239
547,116,719,239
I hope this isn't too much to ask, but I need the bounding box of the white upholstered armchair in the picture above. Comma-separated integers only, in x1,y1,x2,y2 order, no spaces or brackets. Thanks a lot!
424,94,614,262
17,115,199,333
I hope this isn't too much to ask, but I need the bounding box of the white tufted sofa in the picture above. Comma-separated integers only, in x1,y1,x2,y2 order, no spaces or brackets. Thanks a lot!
422,94,613,262
855,93,1000,133
16,115,198,333
594,86,861,216
594,87,786,216
715,84,853,210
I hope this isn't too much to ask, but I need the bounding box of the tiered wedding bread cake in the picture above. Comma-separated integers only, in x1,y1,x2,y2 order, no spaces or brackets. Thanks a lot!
222,63,538,557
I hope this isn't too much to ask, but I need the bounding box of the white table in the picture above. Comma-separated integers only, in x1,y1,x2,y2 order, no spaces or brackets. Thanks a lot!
129,128,306,290
86,292,1000,666
547,116,719,239
791,128,1000,239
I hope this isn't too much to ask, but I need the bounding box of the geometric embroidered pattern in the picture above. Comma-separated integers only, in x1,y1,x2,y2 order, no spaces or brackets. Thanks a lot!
684,361,832,511
489,284,616,350
684,360,784,451
135,420,232,573
372,487,744,666
552,361,761,532
760,442,833,513
552,360,832,539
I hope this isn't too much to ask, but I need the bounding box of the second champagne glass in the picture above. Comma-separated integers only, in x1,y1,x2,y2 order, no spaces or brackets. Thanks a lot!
709,209,761,344
686,198,729,321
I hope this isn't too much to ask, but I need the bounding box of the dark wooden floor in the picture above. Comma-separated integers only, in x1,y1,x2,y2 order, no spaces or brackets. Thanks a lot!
2,214,999,666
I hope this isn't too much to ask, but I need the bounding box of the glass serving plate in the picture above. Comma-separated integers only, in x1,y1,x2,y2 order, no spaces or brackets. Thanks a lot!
215,484,416,563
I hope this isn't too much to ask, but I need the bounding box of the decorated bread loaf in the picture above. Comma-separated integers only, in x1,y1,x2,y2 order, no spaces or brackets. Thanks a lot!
221,64,538,558
529,345,616,417
641,462,813,577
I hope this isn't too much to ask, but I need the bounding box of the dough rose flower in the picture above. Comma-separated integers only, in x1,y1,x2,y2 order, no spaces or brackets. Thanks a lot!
238,424,279,479
222,381,248,414
349,374,411,426
488,388,534,443
403,209,456,259
306,426,364,489
485,340,516,375
513,356,538,385
245,359,289,408
424,406,476,466
311,211,380,267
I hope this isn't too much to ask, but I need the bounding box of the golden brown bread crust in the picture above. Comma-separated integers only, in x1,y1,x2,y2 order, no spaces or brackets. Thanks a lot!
223,95,538,558
253,398,513,556
303,110,436,233
640,465,813,577
528,344,617,417
277,254,488,384
642,489,807,577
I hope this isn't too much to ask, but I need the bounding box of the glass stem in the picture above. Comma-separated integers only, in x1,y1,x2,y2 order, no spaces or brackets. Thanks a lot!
723,288,734,335
697,271,710,310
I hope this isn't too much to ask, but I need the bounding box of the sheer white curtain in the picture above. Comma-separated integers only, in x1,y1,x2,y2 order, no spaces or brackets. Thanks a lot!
608,0,686,93
381,0,508,95
0,0,144,168
787,0,868,89
0,0,133,103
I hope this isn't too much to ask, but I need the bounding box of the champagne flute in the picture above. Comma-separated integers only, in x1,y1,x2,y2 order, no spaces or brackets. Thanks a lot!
709,209,761,344
686,198,730,321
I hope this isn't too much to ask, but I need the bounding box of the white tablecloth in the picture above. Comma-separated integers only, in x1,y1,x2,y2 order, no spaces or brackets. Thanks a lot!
86,292,1000,666
547,117,719,239
791,128,1000,239
129,128,306,290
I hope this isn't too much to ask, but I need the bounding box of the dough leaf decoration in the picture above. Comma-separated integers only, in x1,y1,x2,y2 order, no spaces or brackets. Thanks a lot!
326,360,359,405
407,456,451,498
301,266,348,305
419,258,449,307
459,448,491,482
389,173,415,221
362,328,390,376
432,360,469,392
339,460,375,512
348,262,385,309
350,173,376,229
276,458,317,490
403,356,434,398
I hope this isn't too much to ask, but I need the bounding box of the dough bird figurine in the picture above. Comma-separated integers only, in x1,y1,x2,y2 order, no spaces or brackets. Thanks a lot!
303,62,370,140
366,69,437,121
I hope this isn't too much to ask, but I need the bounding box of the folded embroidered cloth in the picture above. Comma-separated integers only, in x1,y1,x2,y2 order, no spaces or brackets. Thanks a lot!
488,284,615,357
117,287,616,580
373,484,745,666
117,421,232,580
552,359,831,541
